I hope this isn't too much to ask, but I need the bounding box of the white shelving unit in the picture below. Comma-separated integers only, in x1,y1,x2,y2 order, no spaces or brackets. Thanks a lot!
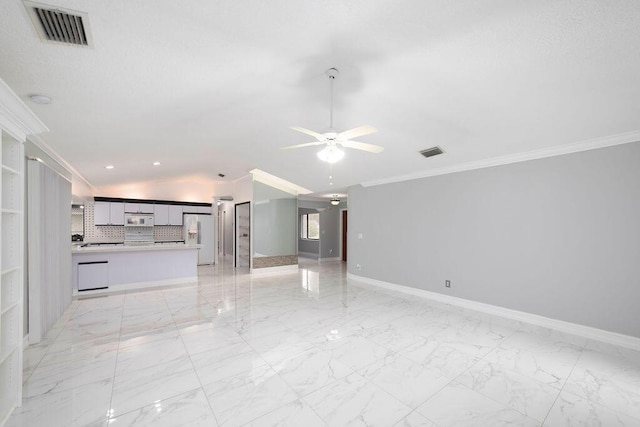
235,203,250,268
0,133,25,425
0,77,48,425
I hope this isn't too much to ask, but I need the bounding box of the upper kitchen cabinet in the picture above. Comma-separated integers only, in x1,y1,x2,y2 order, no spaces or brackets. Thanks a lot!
124,202,153,214
169,205,183,225
94,202,124,225
154,204,182,225
154,204,169,225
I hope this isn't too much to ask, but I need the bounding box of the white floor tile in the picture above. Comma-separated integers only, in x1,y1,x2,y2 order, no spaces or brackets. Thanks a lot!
203,364,299,426
357,352,451,409
544,390,640,426
416,382,540,426
243,399,326,427
273,346,354,396
11,260,640,426
303,372,412,427
110,356,201,417
107,388,217,427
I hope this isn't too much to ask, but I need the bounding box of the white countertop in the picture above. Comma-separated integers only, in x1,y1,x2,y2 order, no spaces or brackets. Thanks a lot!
72,243,201,254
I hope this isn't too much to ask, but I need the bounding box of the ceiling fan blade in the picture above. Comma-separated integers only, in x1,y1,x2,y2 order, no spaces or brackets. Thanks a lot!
281,141,324,150
340,140,384,154
290,126,326,141
337,125,378,141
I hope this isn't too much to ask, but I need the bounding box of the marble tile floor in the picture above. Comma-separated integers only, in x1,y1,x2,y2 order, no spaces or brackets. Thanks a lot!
8,258,640,427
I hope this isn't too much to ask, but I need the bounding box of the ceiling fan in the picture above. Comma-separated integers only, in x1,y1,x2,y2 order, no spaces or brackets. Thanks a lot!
282,68,384,163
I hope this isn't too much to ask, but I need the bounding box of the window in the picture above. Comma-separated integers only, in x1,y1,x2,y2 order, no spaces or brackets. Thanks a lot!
301,213,319,240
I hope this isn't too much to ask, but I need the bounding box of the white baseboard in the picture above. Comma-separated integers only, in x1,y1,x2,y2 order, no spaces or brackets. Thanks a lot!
251,264,299,275
73,276,199,298
319,257,341,263
347,273,640,351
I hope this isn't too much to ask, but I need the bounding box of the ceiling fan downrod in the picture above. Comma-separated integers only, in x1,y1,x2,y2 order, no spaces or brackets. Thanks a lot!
327,68,339,130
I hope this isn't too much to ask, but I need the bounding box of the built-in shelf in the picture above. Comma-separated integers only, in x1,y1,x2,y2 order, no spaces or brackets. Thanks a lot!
235,203,250,268
1,79,46,425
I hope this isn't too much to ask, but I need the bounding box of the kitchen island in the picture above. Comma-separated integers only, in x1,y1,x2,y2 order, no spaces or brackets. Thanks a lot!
71,243,200,295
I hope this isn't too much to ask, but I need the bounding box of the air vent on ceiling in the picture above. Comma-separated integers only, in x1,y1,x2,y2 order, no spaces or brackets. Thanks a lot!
24,1,93,47
420,146,445,158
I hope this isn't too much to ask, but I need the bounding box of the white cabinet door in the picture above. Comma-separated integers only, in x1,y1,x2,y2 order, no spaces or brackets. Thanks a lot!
139,203,154,213
125,202,154,213
109,203,125,225
197,206,212,214
124,203,139,213
154,204,169,225
94,202,111,225
169,205,183,225
78,261,109,291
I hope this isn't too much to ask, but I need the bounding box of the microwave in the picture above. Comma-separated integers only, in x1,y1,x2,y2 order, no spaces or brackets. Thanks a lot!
124,214,154,227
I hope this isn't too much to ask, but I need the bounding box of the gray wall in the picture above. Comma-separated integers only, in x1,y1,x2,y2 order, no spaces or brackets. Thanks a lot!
298,200,347,259
253,198,297,256
348,142,640,338
252,181,297,257
319,203,345,259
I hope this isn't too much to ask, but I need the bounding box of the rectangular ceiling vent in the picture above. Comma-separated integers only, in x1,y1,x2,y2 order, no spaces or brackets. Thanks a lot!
420,146,445,158
24,1,93,47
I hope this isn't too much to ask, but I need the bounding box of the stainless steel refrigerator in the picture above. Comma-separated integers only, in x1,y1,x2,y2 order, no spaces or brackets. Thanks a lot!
183,214,215,265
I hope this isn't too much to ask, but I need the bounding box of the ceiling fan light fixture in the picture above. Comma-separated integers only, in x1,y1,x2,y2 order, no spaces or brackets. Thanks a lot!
317,145,344,163
330,198,340,206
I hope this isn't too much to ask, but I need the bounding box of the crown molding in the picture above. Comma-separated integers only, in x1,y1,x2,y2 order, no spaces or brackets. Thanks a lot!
28,133,95,191
0,77,48,141
362,130,640,188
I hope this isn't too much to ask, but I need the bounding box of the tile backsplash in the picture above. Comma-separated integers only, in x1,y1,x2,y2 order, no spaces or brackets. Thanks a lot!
83,202,183,242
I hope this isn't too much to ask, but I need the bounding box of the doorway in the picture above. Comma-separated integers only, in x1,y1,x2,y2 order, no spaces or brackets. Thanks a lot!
217,204,225,258
234,202,250,267
342,210,347,262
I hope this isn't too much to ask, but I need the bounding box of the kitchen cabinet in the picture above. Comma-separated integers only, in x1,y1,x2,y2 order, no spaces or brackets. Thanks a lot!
124,202,153,213
169,205,183,225
94,202,125,225
198,206,212,214
154,204,182,225
154,204,169,225
78,261,108,291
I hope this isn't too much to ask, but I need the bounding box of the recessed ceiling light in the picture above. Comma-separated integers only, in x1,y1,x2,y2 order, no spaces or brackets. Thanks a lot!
29,94,51,104
153,161,161,166
105,165,114,169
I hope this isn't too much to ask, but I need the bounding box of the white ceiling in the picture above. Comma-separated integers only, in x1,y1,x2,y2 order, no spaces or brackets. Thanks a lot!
1,0,640,197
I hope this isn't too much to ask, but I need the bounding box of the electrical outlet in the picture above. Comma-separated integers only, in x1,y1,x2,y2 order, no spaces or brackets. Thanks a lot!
356,264,362,271
445,280,451,288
